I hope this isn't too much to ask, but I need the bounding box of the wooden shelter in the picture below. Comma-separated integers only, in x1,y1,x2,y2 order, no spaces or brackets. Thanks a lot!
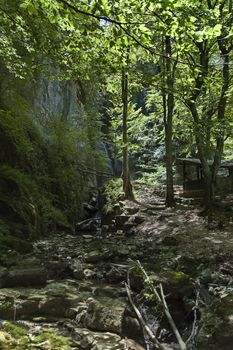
175,158,233,197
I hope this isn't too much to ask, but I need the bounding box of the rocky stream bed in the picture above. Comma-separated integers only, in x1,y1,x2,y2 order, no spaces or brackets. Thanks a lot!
0,185,233,350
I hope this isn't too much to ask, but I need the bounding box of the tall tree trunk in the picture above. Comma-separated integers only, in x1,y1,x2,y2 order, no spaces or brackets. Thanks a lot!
188,101,214,210
121,67,134,199
211,41,230,187
186,41,214,210
164,36,176,207
187,39,230,212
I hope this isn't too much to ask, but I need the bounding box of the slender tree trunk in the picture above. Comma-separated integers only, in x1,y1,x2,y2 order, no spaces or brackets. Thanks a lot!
186,42,215,210
121,67,134,199
211,42,230,183
184,7,231,213
163,36,176,207
199,43,229,211
188,101,214,210
203,170,214,215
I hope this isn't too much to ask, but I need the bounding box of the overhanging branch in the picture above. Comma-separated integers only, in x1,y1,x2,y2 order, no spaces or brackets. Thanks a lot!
56,0,201,67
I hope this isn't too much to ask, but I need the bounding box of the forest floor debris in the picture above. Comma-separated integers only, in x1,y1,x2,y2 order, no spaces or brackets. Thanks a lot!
0,184,233,349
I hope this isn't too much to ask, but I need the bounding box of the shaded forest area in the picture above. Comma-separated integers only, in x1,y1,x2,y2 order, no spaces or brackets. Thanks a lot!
0,0,233,350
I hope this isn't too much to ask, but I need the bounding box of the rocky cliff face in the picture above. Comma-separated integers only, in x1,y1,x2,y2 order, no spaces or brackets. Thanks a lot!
0,65,83,123
0,64,105,238
31,77,84,123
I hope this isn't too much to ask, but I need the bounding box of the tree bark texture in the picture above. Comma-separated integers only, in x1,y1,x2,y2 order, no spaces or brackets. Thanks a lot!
121,67,134,199
164,36,176,207
186,38,230,211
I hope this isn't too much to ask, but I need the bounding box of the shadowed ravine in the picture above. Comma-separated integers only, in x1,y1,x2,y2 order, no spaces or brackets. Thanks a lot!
0,185,233,349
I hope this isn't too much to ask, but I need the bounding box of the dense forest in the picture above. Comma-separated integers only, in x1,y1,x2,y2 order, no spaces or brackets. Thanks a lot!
0,0,233,349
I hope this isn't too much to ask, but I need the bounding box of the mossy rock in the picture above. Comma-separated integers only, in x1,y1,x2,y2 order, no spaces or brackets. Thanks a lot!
0,231,32,254
1,323,30,349
162,271,194,298
33,330,74,350
1,323,75,350
3,267,47,288
0,298,15,319
84,297,125,334
0,330,13,348
198,294,233,350
3,322,28,338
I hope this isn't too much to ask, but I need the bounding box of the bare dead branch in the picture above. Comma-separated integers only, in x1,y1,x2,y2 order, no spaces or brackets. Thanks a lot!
186,280,200,345
160,284,187,350
136,260,187,350
125,282,166,350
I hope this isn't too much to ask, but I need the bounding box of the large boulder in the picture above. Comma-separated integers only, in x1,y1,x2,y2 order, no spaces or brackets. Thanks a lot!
198,294,233,350
84,249,113,263
122,310,143,343
0,281,81,320
84,298,125,334
76,219,98,233
124,339,145,350
3,267,47,288
161,271,194,298
73,327,125,350
115,215,130,229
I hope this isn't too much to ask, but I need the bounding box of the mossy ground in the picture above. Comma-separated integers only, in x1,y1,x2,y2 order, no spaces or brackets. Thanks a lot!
0,322,75,350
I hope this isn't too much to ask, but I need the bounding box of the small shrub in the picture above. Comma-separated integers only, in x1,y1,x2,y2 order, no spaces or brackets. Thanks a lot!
102,178,123,214
136,165,166,186
0,109,105,240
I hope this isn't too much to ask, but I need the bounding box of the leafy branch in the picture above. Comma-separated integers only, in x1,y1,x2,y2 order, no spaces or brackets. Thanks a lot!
56,0,200,67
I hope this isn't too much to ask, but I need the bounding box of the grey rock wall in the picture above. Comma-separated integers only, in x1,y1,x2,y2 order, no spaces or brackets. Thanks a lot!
31,77,82,122
0,64,83,123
